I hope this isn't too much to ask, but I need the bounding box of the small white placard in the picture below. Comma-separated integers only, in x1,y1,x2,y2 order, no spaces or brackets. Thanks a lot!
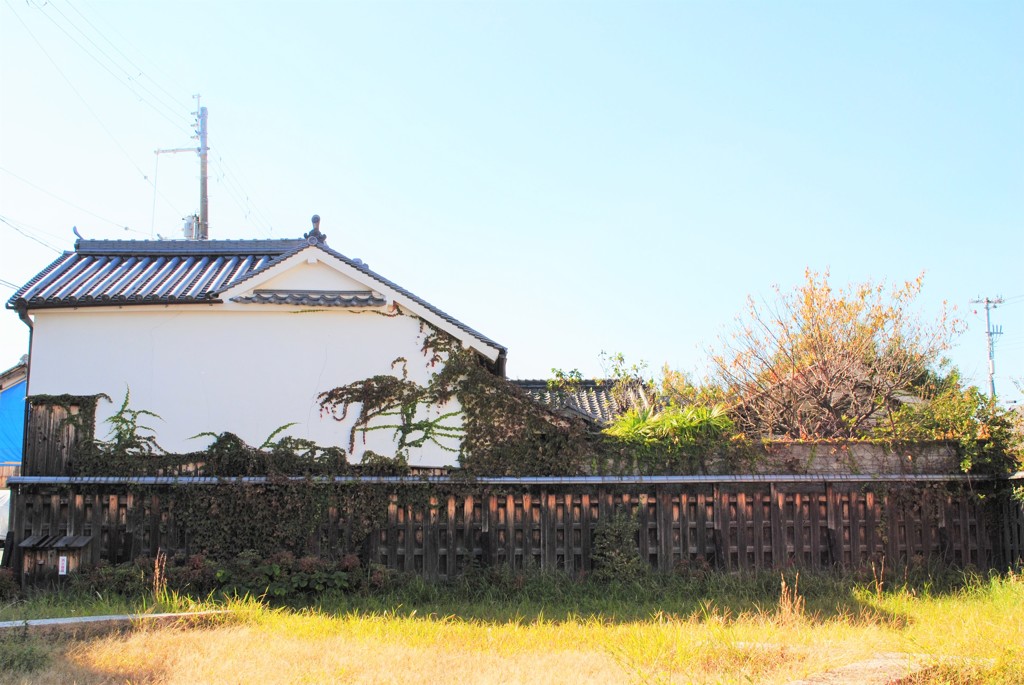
58,555,68,576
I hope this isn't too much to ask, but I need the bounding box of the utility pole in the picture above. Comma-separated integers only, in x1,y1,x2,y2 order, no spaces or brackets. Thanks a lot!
195,95,209,240
971,296,1004,398
153,96,210,239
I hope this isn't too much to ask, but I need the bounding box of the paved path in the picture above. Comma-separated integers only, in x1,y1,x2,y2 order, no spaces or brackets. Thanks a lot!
0,610,231,637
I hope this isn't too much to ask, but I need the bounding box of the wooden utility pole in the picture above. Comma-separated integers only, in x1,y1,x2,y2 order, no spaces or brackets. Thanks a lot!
153,96,210,239
196,98,209,240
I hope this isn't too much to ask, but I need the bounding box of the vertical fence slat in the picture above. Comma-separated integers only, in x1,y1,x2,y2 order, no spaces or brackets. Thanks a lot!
446,495,457,579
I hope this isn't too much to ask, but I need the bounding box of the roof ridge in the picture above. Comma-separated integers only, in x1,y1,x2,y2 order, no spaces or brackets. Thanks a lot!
75,238,304,256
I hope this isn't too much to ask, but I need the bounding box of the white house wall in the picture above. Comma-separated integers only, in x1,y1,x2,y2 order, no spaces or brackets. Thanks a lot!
27,306,463,467
256,260,374,294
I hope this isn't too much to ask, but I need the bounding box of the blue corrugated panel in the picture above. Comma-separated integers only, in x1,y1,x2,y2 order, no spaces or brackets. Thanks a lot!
0,378,26,464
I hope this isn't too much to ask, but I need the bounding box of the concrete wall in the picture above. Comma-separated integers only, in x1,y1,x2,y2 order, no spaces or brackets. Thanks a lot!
27,305,463,467
752,441,961,475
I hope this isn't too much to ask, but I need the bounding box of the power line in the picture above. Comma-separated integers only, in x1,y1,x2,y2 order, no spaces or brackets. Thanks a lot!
213,153,275,237
0,166,139,233
4,0,186,218
0,213,67,248
0,215,65,254
77,0,194,103
56,0,192,129
0,278,23,290
216,152,277,235
31,0,193,135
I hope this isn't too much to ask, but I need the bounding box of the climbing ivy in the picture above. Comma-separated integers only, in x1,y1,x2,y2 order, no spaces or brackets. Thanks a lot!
318,323,602,476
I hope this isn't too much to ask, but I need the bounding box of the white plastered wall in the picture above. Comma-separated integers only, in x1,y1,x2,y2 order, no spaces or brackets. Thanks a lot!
27,304,463,467
256,260,373,293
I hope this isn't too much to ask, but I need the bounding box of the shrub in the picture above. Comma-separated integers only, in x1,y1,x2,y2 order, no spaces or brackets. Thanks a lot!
0,568,20,600
68,560,148,597
213,550,351,599
0,636,49,674
591,509,648,583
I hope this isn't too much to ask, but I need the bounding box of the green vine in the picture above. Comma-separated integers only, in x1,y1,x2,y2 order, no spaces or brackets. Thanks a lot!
317,323,602,476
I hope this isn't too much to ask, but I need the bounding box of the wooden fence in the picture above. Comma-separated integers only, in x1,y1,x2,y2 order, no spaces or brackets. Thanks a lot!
23,400,88,477
1003,491,1024,567
6,476,1014,583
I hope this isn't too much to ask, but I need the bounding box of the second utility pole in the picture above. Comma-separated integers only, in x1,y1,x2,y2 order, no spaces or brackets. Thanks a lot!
971,296,1004,398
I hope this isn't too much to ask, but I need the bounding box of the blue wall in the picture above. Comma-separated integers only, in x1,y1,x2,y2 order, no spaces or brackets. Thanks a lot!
0,378,26,465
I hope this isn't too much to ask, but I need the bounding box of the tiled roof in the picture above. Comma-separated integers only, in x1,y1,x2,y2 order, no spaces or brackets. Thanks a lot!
7,239,301,308
512,379,650,425
231,290,387,307
0,359,27,387
7,236,506,356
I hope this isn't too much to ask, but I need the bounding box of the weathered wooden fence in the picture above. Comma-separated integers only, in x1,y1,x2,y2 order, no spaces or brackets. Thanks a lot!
23,400,87,477
8,400,1022,583
1003,485,1024,566
6,475,1014,583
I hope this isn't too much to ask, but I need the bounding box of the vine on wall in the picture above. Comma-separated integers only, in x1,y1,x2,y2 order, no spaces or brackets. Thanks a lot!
318,323,603,476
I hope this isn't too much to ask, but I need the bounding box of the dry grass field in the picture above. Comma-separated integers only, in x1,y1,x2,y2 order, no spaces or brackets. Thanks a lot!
0,571,1020,684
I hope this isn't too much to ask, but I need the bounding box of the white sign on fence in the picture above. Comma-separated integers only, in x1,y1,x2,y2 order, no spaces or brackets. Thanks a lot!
58,555,68,576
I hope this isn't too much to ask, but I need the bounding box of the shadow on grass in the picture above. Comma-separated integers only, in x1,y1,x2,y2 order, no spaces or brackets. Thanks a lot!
0,563,1004,630
307,564,992,627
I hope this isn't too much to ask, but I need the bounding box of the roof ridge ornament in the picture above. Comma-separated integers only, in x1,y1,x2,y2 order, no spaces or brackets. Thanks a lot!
304,214,327,245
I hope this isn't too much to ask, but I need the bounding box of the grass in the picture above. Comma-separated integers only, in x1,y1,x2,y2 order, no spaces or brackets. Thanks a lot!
0,569,1020,684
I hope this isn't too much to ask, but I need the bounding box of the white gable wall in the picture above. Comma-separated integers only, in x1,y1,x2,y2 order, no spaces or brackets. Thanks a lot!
27,305,462,466
256,259,377,294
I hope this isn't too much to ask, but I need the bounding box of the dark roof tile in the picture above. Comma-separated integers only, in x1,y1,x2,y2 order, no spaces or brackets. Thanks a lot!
512,379,651,425
8,237,506,355
231,290,387,307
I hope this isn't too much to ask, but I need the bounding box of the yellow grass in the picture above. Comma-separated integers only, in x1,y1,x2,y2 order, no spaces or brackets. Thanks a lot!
1,574,1021,684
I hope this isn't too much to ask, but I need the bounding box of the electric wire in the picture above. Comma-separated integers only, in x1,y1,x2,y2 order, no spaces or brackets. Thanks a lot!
0,216,65,254
0,166,142,234
213,167,267,235
29,0,193,135
0,278,22,290
77,0,194,102
4,0,186,218
57,0,191,129
221,161,276,235
8,1,272,240
212,153,275,236
0,213,69,250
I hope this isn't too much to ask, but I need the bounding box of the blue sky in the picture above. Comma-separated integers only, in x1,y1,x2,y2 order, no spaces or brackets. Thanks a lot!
1,1,1022,404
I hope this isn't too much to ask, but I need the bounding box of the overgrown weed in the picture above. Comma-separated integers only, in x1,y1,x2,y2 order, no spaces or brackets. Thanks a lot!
0,633,50,675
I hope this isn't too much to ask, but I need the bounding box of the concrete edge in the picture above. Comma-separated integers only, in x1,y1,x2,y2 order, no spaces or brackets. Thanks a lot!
0,610,232,637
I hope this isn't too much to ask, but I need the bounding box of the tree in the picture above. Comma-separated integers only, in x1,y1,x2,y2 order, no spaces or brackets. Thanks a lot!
710,269,962,439
881,366,1022,474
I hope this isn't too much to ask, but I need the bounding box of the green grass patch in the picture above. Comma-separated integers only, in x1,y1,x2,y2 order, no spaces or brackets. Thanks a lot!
0,569,1021,684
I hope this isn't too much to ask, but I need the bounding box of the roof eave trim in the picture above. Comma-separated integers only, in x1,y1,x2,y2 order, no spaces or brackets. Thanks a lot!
16,297,224,310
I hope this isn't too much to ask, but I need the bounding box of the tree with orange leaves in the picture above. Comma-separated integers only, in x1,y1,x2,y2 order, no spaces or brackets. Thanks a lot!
711,270,963,439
